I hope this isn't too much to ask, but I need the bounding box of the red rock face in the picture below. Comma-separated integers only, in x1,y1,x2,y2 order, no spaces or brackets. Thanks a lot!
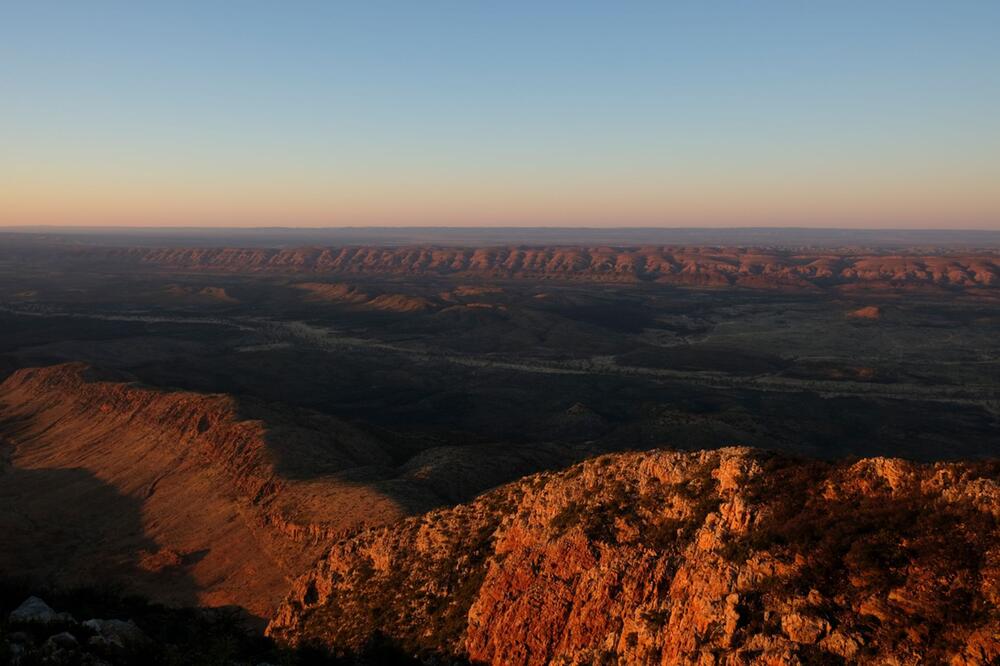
21,245,1000,291
267,449,1000,665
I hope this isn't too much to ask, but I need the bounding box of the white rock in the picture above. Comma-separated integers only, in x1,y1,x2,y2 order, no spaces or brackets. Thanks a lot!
8,597,75,625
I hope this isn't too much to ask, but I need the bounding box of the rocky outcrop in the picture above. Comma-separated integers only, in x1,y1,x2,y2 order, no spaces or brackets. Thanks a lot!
8,597,75,626
4,596,152,664
268,448,1000,665
848,305,882,319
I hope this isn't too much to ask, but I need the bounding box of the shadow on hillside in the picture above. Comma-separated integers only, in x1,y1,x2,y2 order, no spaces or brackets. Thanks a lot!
0,465,206,614
244,391,611,509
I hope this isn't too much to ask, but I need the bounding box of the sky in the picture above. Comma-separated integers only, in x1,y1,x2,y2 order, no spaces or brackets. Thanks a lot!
1,1,999,229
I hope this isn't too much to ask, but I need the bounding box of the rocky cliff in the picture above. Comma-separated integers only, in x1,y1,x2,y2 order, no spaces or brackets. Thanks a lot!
268,448,999,665
9,244,1000,291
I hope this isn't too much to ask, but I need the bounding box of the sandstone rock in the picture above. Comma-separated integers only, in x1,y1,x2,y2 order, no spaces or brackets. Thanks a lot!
137,547,183,573
780,612,830,643
819,630,860,659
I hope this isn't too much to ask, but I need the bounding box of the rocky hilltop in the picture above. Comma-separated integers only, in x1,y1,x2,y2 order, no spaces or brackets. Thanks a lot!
268,448,999,665
8,244,1000,291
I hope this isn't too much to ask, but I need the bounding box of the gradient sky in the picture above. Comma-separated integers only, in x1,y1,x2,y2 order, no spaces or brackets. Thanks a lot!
2,2,999,228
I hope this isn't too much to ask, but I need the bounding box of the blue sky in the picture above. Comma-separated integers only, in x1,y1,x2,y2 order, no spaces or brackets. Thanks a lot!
2,2,998,227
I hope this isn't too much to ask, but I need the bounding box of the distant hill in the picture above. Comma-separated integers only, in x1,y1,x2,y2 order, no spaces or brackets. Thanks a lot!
2,242,998,292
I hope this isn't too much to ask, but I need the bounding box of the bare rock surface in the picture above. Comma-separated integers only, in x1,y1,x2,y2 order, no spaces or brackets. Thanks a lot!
847,305,882,319
268,448,1000,665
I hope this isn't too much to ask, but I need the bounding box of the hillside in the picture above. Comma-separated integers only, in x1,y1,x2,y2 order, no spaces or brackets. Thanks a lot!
268,448,1000,665
0,364,607,620
0,363,441,618
294,281,435,312
2,366,997,663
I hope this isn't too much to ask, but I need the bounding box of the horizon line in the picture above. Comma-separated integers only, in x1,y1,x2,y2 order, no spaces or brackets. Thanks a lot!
4,224,1000,233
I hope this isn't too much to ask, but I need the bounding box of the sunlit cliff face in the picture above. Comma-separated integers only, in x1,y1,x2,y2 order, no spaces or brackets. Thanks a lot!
267,447,1000,664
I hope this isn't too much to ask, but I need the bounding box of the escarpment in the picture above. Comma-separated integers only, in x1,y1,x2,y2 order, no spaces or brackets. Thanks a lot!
9,244,1000,291
268,448,1000,665
0,363,437,616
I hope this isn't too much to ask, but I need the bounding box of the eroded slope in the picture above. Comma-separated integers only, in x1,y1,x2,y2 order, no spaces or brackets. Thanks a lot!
0,363,438,617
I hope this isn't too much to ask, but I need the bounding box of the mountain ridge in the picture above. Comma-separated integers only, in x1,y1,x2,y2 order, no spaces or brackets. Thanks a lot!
4,244,1000,291
0,363,435,617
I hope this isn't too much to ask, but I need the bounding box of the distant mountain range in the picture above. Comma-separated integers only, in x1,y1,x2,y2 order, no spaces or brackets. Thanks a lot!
3,241,998,292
